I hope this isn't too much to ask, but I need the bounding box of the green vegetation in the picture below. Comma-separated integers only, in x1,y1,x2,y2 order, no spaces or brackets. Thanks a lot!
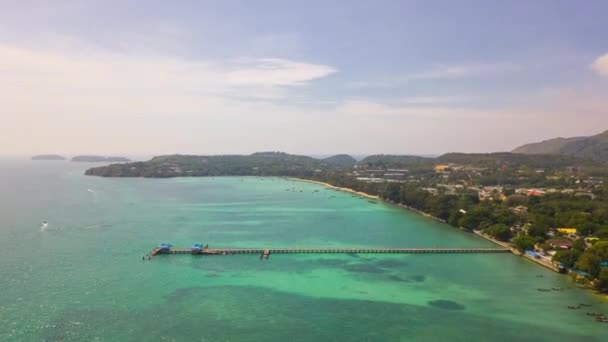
513,236,538,252
485,224,512,242
321,154,357,168
85,152,350,177
358,154,433,169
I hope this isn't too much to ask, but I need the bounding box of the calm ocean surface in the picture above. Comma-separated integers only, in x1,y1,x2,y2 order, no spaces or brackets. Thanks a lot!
1,159,607,341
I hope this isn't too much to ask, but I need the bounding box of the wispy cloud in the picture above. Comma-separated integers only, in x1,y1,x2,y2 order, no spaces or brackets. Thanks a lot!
592,53,608,76
0,43,337,105
225,58,336,86
349,62,518,88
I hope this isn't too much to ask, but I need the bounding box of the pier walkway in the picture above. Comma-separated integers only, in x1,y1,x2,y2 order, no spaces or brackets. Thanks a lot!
149,246,510,257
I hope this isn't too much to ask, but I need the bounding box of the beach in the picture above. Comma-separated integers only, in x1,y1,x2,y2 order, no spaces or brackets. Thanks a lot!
289,178,380,199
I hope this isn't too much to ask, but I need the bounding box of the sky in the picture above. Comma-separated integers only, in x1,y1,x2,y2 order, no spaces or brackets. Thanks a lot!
1,0,608,156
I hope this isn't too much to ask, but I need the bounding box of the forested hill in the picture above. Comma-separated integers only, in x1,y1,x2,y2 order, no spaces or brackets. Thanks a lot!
436,152,590,169
358,155,433,169
84,151,602,178
512,130,608,163
85,152,354,177
322,154,357,168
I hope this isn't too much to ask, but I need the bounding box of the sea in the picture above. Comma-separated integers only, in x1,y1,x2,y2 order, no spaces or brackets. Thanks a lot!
0,158,607,341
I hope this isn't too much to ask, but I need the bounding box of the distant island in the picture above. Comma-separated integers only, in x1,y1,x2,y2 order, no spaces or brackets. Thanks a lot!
513,129,608,163
85,150,608,292
72,155,131,163
31,154,66,161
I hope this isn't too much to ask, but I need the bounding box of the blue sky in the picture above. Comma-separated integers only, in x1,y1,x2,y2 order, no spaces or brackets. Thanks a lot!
1,0,607,155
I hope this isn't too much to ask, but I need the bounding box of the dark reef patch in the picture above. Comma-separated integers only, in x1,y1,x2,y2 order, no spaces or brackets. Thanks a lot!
163,286,206,303
343,263,386,274
428,300,465,311
410,275,426,282
315,258,349,267
387,274,426,283
374,259,409,268
387,275,410,282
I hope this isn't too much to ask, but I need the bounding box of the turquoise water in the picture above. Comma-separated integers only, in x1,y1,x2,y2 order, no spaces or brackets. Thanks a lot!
0,159,607,341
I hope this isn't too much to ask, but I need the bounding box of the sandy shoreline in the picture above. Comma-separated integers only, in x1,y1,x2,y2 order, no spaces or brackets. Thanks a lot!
289,178,380,199
291,177,608,298
290,178,568,274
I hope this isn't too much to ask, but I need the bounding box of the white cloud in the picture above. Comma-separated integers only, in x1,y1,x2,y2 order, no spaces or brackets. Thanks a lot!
1,41,606,156
0,44,336,105
0,42,340,154
225,58,336,86
592,53,608,76
349,63,518,88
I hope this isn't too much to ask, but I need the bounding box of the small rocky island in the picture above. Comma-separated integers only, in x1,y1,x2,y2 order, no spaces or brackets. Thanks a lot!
72,155,131,163
31,154,66,161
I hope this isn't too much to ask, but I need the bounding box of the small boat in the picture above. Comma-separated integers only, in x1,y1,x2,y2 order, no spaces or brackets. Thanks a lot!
567,305,581,309
537,288,551,292
40,221,49,231
579,303,592,307
586,312,603,316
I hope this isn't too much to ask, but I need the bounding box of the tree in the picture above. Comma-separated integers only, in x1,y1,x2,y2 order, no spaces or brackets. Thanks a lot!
553,249,582,268
597,268,608,292
447,210,463,227
576,253,602,278
485,223,512,242
458,206,492,231
596,227,608,239
506,194,528,207
527,222,549,238
575,241,608,278
503,188,515,196
513,235,537,252
571,238,587,252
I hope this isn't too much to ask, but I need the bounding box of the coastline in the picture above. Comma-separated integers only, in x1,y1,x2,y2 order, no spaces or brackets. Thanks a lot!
292,176,606,300
291,177,568,274
289,178,380,199
396,203,447,224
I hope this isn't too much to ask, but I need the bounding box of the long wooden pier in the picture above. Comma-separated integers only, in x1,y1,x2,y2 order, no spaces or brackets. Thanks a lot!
148,246,510,257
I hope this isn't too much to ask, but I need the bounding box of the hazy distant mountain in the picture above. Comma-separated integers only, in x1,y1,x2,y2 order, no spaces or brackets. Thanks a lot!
72,155,131,162
31,154,66,161
512,137,586,154
512,130,608,162
322,154,357,168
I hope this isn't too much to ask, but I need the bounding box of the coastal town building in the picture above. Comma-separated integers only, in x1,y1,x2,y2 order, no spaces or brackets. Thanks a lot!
556,228,578,235
546,238,574,250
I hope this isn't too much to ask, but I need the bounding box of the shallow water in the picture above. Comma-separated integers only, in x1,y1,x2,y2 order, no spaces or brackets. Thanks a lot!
0,159,607,341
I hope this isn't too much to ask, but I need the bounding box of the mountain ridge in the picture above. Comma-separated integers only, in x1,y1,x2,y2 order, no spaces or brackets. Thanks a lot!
512,130,608,162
